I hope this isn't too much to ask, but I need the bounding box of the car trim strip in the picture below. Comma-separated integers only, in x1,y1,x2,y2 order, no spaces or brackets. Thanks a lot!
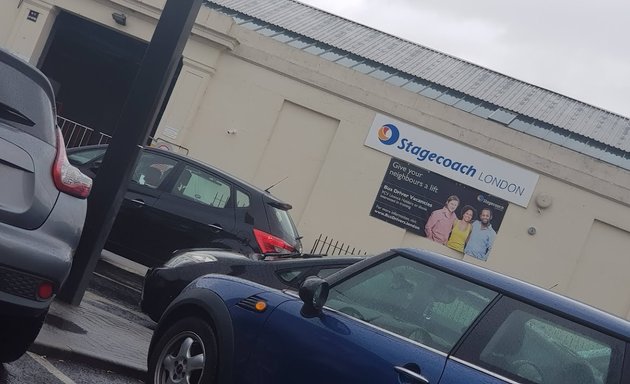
449,356,524,384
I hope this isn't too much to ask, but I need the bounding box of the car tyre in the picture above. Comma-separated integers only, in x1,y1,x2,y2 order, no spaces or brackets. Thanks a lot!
0,313,46,363
147,317,217,384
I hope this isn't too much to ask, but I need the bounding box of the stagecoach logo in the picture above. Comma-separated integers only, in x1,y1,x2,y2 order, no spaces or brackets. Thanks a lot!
377,124,399,145
365,113,540,207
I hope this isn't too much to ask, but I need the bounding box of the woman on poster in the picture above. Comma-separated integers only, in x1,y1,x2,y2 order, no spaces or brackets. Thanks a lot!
446,205,476,253
424,195,460,245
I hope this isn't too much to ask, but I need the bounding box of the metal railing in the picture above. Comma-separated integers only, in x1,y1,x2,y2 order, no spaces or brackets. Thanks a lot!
57,116,111,148
310,234,368,256
57,116,191,156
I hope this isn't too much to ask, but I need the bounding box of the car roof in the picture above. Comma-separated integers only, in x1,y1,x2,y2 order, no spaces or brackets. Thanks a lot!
71,144,291,206
397,248,630,340
0,48,55,105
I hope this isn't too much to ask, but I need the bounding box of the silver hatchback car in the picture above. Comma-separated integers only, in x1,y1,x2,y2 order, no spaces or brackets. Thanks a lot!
0,48,92,362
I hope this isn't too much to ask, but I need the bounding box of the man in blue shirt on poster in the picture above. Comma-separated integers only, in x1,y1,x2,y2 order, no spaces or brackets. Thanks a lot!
464,208,496,261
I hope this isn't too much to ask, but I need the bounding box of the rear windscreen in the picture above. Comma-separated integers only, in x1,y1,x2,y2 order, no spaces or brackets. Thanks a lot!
0,61,55,144
266,204,300,246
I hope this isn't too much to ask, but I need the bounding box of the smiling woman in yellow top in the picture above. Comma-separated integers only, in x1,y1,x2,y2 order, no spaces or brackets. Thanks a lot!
447,206,476,253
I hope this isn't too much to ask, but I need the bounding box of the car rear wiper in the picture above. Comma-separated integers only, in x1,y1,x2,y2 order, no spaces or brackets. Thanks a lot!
0,101,35,126
261,252,324,260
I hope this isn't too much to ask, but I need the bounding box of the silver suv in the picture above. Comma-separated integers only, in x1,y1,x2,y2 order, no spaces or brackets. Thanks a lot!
0,48,92,362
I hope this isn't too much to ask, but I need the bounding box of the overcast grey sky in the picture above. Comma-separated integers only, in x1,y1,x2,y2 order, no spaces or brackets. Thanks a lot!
299,0,630,118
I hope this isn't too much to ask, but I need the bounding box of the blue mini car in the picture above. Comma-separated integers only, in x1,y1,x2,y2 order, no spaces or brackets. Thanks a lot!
146,249,630,384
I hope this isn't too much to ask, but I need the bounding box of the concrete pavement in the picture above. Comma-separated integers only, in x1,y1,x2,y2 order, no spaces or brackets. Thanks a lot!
30,253,153,380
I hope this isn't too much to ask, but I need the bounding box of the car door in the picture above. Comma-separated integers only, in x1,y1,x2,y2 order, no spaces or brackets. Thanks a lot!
106,150,179,265
146,163,237,266
240,254,498,384
442,296,627,384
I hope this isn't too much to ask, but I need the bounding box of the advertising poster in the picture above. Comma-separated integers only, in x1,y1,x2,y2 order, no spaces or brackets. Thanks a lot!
370,158,509,261
364,113,539,207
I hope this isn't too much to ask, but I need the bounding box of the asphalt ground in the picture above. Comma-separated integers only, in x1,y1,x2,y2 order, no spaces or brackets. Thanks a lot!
0,350,142,384
23,254,154,381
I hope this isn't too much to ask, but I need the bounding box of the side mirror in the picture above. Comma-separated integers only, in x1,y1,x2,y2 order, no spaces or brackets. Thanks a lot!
299,276,329,318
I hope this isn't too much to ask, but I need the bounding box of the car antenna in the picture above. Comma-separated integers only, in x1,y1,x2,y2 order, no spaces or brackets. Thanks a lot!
265,176,288,193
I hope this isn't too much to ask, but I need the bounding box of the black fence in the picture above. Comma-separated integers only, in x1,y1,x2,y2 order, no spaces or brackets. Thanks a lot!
310,234,368,256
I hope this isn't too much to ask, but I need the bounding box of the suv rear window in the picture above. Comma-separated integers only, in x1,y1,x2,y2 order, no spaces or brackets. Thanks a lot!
0,61,55,145
266,204,299,245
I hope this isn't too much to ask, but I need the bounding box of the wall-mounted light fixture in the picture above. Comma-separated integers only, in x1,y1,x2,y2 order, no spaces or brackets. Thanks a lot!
112,12,127,26
535,193,553,210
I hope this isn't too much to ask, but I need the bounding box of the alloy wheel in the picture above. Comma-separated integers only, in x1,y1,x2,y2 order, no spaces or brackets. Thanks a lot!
154,331,206,384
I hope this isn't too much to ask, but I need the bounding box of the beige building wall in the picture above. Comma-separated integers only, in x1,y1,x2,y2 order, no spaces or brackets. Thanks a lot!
2,0,629,318
0,1,22,46
162,14,630,319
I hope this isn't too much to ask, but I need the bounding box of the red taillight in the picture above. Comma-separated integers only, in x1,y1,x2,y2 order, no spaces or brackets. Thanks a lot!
253,228,296,254
52,128,92,199
37,282,54,300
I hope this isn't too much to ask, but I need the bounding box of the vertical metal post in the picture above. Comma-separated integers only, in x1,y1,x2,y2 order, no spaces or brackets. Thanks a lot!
58,0,204,305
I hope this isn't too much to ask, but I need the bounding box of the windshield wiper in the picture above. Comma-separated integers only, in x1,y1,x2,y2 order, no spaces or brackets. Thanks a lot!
0,101,35,126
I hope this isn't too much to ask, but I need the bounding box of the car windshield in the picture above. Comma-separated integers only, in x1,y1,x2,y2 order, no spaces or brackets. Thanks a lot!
327,255,497,353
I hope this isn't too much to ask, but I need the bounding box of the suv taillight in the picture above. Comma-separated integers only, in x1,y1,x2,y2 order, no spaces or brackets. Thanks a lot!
52,128,92,199
254,228,296,254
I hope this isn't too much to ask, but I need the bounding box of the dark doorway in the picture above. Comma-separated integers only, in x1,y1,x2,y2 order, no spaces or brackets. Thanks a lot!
40,12,168,143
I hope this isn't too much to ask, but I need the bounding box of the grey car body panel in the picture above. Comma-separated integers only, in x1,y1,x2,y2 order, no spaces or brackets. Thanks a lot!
0,127,58,229
0,47,55,145
0,191,85,295
0,48,59,230
0,48,86,318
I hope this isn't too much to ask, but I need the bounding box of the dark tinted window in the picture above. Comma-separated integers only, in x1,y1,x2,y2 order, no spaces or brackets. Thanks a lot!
265,204,299,244
316,267,345,279
456,297,625,384
171,165,232,208
236,189,250,208
131,152,178,189
277,268,307,285
67,147,106,165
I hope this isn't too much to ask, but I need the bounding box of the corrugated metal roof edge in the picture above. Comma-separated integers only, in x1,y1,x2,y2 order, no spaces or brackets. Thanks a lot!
206,1,630,154
206,0,630,127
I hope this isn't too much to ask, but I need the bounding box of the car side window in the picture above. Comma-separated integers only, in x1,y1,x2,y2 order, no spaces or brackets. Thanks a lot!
277,268,308,286
131,152,177,189
236,189,250,208
455,297,625,384
325,255,497,353
316,267,344,279
172,165,232,208
67,148,106,165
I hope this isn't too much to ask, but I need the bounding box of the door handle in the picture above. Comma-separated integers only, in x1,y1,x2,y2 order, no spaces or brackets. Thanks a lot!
130,198,146,207
395,366,429,384
207,224,223,233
